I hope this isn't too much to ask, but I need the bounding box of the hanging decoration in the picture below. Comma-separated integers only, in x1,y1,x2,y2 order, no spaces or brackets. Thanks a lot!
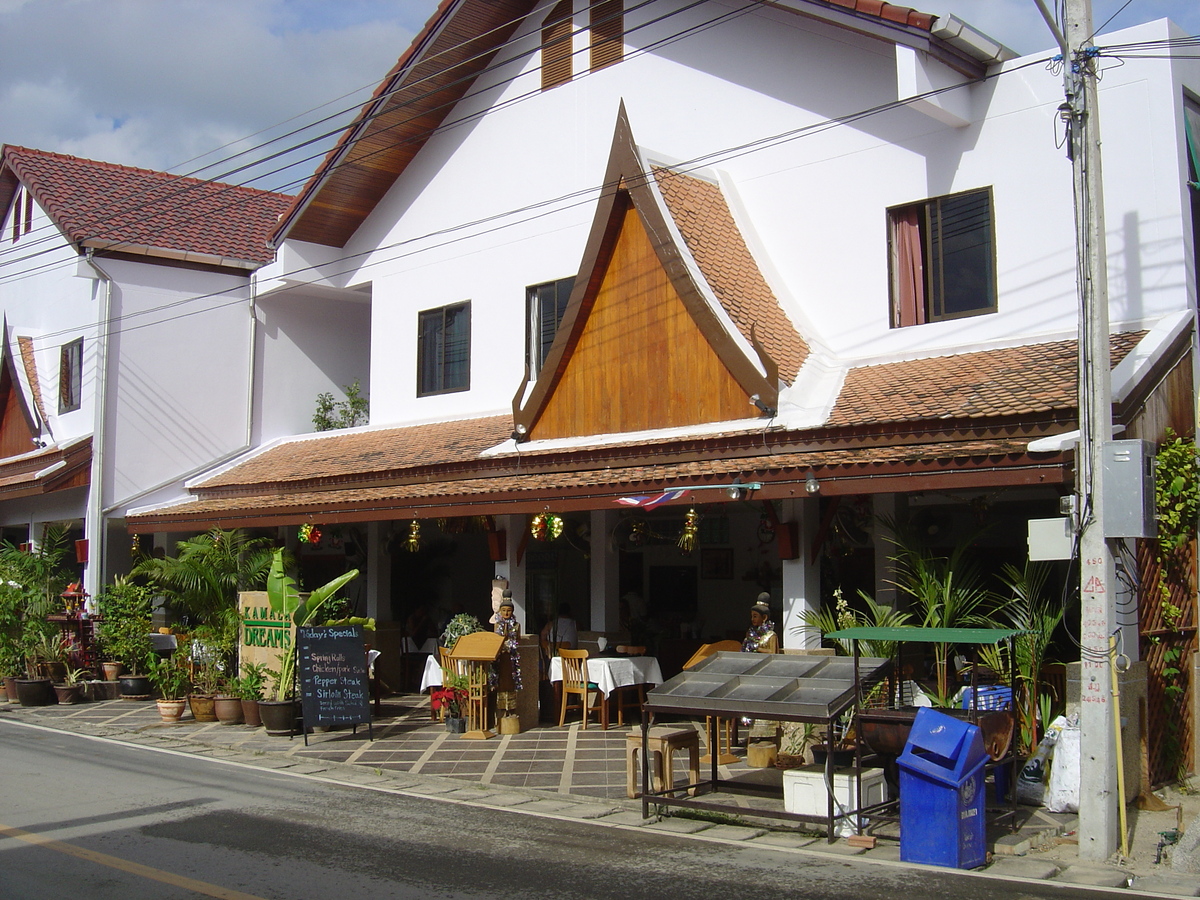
130,533,140,557
677,508,700,554
530,513,564,541
405,519,421,552
298,523,322,545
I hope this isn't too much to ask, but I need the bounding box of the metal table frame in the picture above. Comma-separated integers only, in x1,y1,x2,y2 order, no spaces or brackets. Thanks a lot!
640,652,891,841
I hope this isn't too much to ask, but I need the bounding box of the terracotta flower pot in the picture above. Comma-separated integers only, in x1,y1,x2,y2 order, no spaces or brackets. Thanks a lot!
188,694,217,722
213,695,244,725
53,683,83,705
156,698,187,724
2,675,18,702
241,698,262,728
102,662,124,682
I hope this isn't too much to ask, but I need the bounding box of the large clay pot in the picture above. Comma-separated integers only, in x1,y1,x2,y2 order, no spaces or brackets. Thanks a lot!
2,675,18,702
39,662,67,684
241,698,262,728
102,662,124,682
118,675,152,700
156,698,187,724
53,683,83,705
213,695,244,725
15,677,55,706
258,699,299,736
188,694,217,722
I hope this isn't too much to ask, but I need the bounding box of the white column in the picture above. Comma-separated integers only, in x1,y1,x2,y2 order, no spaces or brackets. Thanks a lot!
502,516,528,631
780,497,821,649
590,508,620,632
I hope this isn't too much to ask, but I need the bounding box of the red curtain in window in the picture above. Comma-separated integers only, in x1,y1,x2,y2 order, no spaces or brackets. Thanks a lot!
892,208,926,327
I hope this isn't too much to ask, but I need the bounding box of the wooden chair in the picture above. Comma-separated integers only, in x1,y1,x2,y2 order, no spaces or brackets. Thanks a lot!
612,645,648,726
683,640,743,764
558,649,604,728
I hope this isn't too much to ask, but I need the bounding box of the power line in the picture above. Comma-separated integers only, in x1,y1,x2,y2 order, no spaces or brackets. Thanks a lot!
0,0,719,283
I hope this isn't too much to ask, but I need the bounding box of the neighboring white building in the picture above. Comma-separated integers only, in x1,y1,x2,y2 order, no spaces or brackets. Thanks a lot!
125,1,1198,775
0,146,315,597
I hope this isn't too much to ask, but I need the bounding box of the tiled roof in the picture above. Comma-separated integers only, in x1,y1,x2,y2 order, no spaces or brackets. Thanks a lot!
828,332,1145,426
15,335,45,426
819,0,935,30
196,415,512,490
128,434,1051,528
0,436,90,499
2,146,292,266
653,167,809,382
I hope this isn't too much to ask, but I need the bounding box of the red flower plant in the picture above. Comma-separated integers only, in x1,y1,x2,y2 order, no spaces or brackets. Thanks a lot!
430,685,467,718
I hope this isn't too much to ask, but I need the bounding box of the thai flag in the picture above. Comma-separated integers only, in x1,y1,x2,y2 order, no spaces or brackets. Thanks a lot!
615,489,689,509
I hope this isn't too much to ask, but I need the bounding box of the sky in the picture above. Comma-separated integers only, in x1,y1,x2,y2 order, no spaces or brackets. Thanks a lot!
0,0,1197,196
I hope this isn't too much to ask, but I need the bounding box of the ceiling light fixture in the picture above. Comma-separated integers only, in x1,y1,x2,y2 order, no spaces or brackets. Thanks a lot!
805,473,820,494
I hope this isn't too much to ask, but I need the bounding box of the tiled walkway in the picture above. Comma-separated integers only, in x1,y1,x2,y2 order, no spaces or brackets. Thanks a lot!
15,694,751,805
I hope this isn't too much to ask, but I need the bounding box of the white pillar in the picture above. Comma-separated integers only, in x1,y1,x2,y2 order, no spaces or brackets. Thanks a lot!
780,497,821,649
590,508,620,632
502,515,528,631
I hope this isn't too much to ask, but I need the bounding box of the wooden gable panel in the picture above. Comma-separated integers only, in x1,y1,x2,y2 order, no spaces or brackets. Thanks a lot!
531,201,750,440
0,364,33,460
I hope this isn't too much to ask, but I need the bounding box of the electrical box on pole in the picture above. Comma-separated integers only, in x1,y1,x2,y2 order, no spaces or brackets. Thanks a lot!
1101,440,1157,538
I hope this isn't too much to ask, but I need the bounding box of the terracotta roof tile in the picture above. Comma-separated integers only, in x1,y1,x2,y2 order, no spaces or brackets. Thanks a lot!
829,332,1145,426
197,415,512,490
15,335,45,425
653,167,809,381
820,0,936,30
2,146,291,266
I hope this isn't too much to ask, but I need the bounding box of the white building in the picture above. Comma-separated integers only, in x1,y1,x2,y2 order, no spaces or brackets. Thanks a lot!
125,1,1199,776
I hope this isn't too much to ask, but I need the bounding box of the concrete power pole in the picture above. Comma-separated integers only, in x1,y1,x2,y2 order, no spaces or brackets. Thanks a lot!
1037,0,1120,859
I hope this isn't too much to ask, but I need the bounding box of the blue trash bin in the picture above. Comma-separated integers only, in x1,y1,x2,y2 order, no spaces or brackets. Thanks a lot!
897,707,989,869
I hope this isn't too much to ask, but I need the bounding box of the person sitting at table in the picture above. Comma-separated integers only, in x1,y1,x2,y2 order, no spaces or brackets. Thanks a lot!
742,594,779,654
494,592,522,716
540,602,577,649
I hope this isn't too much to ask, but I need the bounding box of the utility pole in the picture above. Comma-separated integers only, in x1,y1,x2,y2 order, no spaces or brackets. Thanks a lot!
1037,0,1119,859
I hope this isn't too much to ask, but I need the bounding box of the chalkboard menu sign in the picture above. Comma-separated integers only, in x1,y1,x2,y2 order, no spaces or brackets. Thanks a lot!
297,625,371,733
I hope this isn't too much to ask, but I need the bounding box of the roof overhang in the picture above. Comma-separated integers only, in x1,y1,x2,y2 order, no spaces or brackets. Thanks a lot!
0,436,91,500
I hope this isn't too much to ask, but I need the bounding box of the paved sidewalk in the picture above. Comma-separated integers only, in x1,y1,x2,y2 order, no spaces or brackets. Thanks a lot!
3,693,1197,897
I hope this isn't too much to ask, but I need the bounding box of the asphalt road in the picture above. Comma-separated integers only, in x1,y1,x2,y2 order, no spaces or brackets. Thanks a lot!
0,719,1122,900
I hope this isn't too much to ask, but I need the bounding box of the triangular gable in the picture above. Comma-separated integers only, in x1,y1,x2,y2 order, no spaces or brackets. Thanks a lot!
0,324,39,460
513,104,784,442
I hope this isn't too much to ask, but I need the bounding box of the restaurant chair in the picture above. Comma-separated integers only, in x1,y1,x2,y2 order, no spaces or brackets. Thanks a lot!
558,649,604,728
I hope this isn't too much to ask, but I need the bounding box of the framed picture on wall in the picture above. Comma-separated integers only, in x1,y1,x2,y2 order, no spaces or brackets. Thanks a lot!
700,548,733,580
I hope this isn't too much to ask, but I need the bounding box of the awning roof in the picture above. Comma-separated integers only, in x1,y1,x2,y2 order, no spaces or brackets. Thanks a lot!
826,626,1023,645
0,436,91,500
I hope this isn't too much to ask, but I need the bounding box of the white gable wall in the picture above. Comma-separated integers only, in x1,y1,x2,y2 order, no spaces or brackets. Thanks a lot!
273,5,1198,428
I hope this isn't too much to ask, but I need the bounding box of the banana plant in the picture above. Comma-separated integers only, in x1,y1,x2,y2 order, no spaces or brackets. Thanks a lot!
264,549,369,701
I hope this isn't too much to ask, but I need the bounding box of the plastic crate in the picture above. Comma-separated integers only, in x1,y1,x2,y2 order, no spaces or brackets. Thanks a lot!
960,684,1012,711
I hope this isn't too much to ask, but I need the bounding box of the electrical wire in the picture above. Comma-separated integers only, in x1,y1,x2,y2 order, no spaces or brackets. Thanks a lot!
0,0,742,285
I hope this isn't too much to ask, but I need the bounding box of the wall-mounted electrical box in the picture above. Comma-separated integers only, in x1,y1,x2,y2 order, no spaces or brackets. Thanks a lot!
1102,440,1156,539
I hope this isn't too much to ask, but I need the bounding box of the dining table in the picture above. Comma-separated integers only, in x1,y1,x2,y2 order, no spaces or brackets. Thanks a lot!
548,654,664,728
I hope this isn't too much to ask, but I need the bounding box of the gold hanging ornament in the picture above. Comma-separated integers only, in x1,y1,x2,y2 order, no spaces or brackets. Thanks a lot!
677,507,699,554
530,513,564,541
130,533,140,557
405,519,421,552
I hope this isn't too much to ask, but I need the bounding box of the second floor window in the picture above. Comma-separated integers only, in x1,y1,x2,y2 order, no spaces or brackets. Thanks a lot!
888,187,996,327
417,302,470,396
526,277,574,375
59,338,83,413
590,0,623,71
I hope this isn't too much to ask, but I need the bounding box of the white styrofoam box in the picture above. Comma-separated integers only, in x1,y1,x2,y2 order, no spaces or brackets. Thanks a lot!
782,766,886,819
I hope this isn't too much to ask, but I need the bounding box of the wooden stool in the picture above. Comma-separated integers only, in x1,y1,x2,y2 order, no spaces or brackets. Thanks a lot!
626,727,701,799
702,716,739,765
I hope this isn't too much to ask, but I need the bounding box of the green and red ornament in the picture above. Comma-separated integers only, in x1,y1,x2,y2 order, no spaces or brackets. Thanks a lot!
530,513,564,541
298,523,321,545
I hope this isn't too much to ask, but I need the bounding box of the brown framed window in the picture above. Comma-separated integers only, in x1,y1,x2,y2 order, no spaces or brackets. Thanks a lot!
59,338,83,413
526,277,574,374
541,0,573,90
888,187,996,327
417,302,471,396
590,0,623,72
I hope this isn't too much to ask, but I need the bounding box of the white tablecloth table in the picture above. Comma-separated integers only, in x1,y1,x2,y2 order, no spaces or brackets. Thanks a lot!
548,655,663,697
420,655,444,692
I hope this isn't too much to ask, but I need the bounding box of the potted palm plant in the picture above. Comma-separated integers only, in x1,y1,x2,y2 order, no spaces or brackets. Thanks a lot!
146,651,191,723
235,662,269,728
